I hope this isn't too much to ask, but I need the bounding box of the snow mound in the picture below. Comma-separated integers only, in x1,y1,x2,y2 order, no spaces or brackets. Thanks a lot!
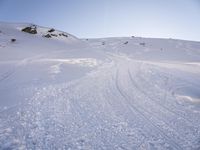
175,86,200,103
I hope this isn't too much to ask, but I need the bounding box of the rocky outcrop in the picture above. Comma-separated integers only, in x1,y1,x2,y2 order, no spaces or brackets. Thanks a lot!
21,25,69,39
43,34,51,38
43,33,59,38
21,25,37,34
50,34,58,37
48,28,55,33
59,33,68,38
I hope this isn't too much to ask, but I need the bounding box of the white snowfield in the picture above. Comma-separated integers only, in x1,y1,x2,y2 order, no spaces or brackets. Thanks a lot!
0,22,200,150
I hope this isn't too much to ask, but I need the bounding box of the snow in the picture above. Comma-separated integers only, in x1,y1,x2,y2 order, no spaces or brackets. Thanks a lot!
0,22,200,149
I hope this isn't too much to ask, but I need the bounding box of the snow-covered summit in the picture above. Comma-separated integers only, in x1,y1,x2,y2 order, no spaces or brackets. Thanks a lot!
0,22,78,41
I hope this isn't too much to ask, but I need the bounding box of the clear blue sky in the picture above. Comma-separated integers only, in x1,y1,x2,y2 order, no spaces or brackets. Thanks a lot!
0,0,200,41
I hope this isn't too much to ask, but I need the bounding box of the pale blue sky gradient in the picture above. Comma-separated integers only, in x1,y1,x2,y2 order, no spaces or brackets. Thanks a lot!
0,0,200,41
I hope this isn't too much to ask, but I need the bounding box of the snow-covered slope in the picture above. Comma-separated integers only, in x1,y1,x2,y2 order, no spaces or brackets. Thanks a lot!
0,23,200,149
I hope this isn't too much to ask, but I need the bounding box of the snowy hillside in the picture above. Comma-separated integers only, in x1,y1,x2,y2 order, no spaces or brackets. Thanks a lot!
0,22,200,149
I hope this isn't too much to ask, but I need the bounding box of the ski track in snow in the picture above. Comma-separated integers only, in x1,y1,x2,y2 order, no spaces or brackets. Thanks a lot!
1,23,200,149
1,54,200,149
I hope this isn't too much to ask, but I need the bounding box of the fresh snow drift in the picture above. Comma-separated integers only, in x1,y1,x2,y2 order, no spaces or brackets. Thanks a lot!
0,22,200,149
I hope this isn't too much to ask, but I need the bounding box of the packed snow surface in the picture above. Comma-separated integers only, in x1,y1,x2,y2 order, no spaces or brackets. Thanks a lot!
0,23,200,149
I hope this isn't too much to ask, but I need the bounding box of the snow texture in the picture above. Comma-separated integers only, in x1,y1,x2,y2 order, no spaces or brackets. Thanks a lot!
0,22,200,149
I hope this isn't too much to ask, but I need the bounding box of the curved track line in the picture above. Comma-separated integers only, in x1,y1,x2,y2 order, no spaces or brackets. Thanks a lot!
126,68,196,147
115,68,182,150
127,66,199,127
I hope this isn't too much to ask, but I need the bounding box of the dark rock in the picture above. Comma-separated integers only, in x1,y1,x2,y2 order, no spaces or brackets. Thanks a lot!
124,41,128,44
21,26,37,34
131,36,135,38
51,34,58,37
11,39,16,42
139,42,145,46
43,34,51,38
48,28,55,33
102,42,105,45
61,33,68,38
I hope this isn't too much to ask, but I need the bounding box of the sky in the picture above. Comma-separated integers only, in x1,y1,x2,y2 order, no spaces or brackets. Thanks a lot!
0,0,200,41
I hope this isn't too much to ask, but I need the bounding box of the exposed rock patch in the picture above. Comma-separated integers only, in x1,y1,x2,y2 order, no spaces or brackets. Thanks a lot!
11,39,16,42
140,42,146,46
51,34,58,37
59,33,68,38
43,34,51,38
21,25,69,39
124,41,128,45
48,28,55,33
21,25,37,34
